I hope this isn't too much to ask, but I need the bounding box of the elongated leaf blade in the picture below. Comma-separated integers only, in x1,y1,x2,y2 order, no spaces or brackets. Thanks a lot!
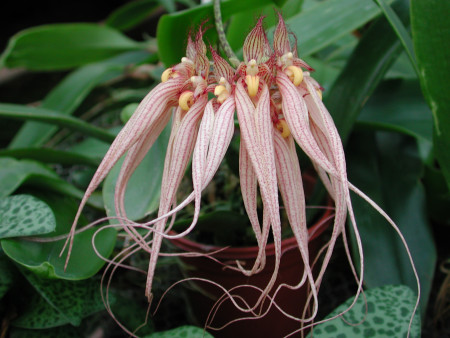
9,51,150,148
411,0,450,190
1,24,144,70
325,0,410,143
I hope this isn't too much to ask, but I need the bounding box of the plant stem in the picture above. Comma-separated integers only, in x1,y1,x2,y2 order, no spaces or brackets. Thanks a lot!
213,0,240,67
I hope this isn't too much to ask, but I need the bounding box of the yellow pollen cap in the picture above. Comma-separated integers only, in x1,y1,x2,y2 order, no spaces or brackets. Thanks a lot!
214,85,230,104
245,75,259,98
276,120,290,138
161,68,173,82
179,91,194,111
284,66,303,86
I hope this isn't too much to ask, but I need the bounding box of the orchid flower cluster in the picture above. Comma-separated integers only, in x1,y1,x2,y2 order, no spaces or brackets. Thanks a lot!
63,13,419,331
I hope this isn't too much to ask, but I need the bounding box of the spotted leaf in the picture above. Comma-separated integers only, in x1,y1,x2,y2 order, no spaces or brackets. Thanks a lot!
13,269,108,328
0,194,56,239
307,285,420,338
146,325,214,338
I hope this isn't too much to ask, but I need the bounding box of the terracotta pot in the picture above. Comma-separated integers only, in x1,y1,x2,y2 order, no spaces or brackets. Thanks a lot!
169,176,333,337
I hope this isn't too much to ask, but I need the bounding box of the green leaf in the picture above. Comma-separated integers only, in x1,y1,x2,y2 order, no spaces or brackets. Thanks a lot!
106,0,160,31
10,326,81,338
1,193,116,280
103,124,170,221
346,131,436,318
146,325,214,338
156,0,277,66
325,0,410,144
0,157,58,198
0,157,102,208
0,148,100,167
411,0,450,190
9,50,150,148
308,285,420,338
0,103,116,143
374,0,419,76
356,80,432,143
0,195,56,239
13,270,107,328
275,0,394,58
1,24,144,70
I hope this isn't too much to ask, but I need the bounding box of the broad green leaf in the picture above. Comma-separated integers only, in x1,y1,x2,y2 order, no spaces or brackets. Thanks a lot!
13,270,106,328
103,124,170,221
0,103,116,143
1,24,144,70
1,193,116,280
9,51,151,148
0,195,56,239
69,127,120,161
308,285,420,338
156,0,277,66
106,0,160,31
411,0,450,190
374,0,419,76
146,325,214,338
0,157,58,198
10,325,81,338
325,0,410,143
272,0,394,58
0,157,102,208
12,294,72,329
0,148,100,167
356,80,432,143
346,132,436,317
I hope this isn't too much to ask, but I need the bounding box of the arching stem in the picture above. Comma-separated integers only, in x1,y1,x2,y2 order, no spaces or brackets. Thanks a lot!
213,0,240,67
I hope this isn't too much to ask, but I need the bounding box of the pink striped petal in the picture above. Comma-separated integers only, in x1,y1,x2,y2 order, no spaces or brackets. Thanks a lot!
276,72,337,177
62,76,185,260
235,80,282,303
146,94,208,301
243,17,271,63
273,129,319,319
273,12,291,55
210,48,235,83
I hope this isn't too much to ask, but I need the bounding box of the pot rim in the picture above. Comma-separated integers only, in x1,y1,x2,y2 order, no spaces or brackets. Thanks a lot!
168,202,333,260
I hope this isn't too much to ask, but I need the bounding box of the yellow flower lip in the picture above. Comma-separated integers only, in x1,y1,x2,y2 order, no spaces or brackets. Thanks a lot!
284,66,303,86
245,74,259,98
276,119,291,138
179,91,194,111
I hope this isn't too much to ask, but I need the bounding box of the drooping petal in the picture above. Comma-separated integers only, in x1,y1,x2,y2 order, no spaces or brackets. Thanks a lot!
238,139,270,275
235,80,282,304
273,129,319,320
146,94,208,301
276,71,337,177
62,76,185,261
192,101,216,227
141,96,236,238
243,17,271,64
113,107,173,251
